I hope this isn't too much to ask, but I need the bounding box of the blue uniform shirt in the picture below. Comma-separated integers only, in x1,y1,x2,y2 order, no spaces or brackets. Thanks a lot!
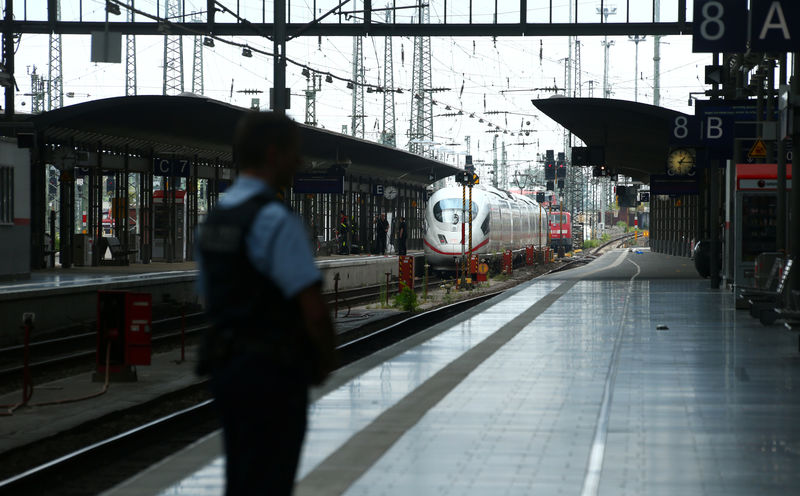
198,175,321,300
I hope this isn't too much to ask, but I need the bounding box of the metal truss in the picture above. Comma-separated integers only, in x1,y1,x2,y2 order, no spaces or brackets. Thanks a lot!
381,7,396,147
125,2,137,96
409,2,433,157
30,68,46,114
305,72,322,126
162,0,184,96
192,33,204,95
47,0,63,111
351,32,365,139
22,2,690,38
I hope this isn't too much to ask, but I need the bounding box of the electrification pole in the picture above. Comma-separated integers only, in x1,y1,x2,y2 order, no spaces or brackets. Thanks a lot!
653,0,661,106
628,35,646,102
351,31,365,139
48,0,63,110
409,0,433,156
192,13,204,95
381,6,396,146
163,0,184,95
597,6,616,99
492,134,499,188
304,72,322,126
125,1,137,96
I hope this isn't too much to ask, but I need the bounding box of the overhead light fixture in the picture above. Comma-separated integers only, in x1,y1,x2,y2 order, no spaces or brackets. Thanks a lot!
203,37,215,47
242,47,253,58
469,113,475,118
458,110,463,115
347,82,354,89
396,89,403,94
366,87,373,93
478,118,484,123
445,105,451,110
325,75,333,83
106,1,121,15
302,68,310,77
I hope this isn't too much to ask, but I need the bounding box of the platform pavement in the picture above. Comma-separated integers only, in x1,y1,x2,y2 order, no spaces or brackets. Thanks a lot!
104,249,800,496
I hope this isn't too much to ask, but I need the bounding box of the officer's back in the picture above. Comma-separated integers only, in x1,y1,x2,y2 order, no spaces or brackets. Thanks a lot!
197,112,336,495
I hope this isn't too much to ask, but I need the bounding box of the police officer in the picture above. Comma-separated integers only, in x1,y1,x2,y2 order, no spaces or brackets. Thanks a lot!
197,112,336,495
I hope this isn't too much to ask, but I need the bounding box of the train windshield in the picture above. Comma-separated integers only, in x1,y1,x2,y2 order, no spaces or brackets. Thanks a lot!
550,212,568,224
433,199,479,223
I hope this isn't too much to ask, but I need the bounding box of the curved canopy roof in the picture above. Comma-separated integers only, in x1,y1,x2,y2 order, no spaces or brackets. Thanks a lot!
32,95,459,186
533,96,687,182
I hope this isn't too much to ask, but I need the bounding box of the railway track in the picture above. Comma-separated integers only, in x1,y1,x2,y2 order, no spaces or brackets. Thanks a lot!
0,290,502,495
546,232,640,274
0,279,447,389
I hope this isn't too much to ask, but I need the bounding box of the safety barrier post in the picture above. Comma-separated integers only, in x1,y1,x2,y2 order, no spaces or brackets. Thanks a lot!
333,272,340,318
424,263,429,300
180,304,186,363
21,313,34,405
385,272,391,307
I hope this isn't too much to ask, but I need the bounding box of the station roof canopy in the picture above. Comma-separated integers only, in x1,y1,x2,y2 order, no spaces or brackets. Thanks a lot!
31,95,459,186
532,96,686,182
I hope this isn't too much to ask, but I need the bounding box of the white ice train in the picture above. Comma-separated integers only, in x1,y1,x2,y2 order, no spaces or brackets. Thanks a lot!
423,184,549,270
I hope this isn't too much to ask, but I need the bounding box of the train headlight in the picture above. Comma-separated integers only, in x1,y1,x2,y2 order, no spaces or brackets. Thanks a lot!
438,234,447,244
452,213,459,225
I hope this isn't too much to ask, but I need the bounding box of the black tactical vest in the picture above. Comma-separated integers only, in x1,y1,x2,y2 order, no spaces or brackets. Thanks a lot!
196,192,305,375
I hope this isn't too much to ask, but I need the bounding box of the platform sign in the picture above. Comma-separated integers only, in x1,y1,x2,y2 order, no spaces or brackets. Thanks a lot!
292,174,344,194
692,0,748,52
694,100,759,159
153,158,191,177
669,115,702,147
650,175,700,195
749,1,800,52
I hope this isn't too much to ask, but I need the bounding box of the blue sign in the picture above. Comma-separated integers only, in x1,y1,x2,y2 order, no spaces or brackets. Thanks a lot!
693,100,762,158
750,1,800,52
650,175,700,195
292,174,344,194
153,158,192,177
692,0,748,53
669,114,702,147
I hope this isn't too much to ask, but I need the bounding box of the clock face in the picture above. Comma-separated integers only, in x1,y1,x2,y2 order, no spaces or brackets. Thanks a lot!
384,186,398,200
667,148,696,176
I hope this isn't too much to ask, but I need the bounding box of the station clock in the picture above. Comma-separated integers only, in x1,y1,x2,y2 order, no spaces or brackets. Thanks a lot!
666,148,696,176
384,185,398,200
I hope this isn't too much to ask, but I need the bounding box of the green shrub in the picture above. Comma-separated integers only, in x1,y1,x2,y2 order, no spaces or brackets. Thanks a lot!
394,284,418,312
583,239,599,249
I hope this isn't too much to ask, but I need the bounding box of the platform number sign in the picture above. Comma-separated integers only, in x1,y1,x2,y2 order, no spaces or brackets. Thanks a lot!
153,158,191,177
670,115,701,147
750,1,800,51
692,0,748,53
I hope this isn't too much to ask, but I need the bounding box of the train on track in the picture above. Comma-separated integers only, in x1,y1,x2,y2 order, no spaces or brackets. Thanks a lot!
423,184,549,271
548,210,573,253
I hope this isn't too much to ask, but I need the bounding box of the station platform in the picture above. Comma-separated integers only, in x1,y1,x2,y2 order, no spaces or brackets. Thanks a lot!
103,249,800,495
0,252,423,345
